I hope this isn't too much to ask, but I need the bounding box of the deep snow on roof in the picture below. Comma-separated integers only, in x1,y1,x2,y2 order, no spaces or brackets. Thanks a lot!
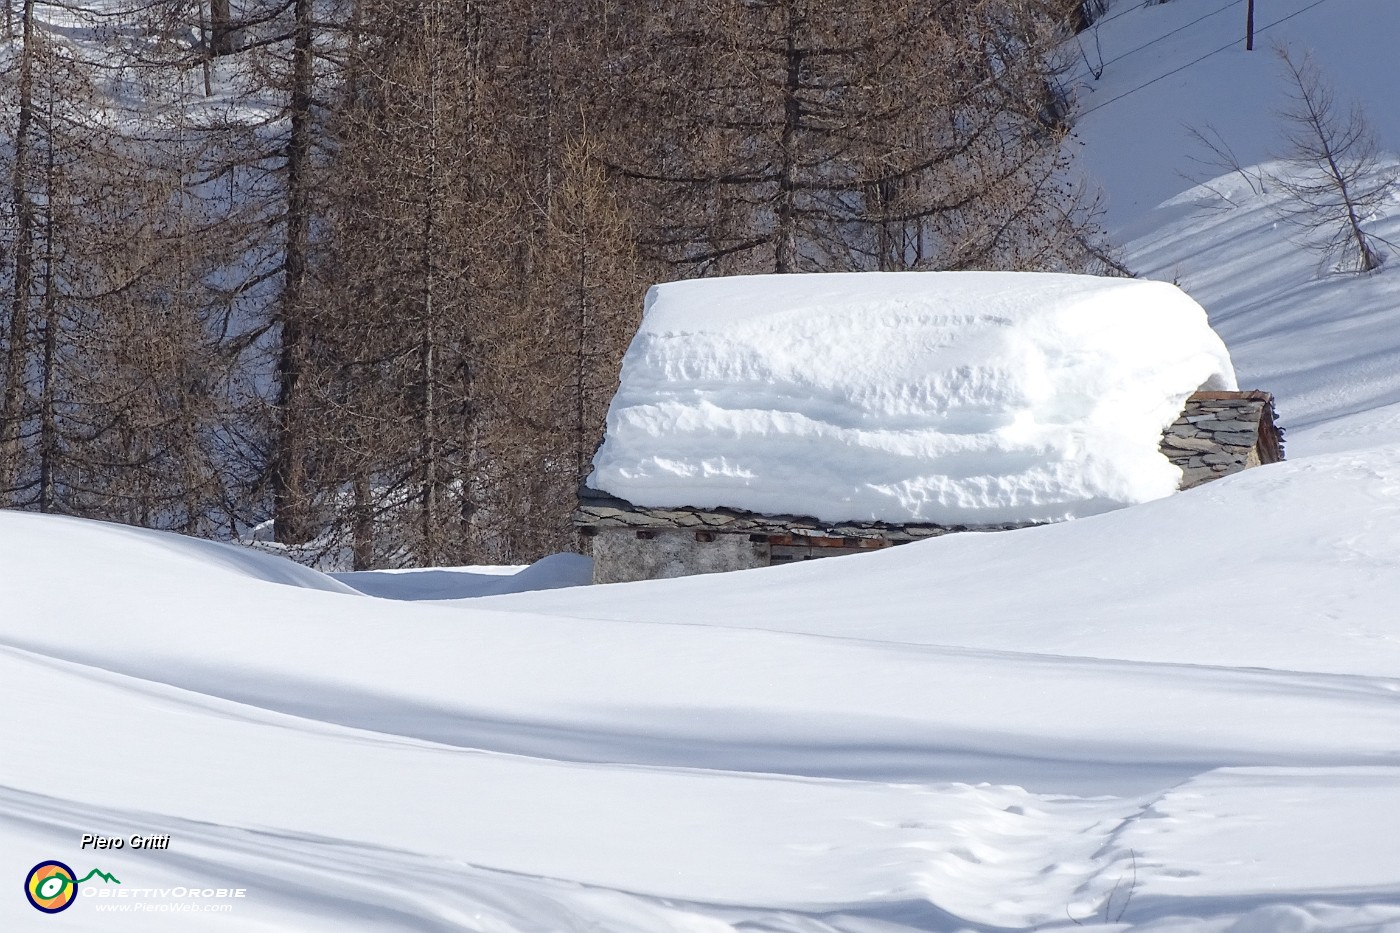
589,271,1237,524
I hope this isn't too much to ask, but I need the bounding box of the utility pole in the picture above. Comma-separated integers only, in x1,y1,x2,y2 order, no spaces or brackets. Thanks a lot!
1246,0,1255,51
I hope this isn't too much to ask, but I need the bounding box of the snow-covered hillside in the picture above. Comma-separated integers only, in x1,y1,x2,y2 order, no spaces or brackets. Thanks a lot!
6,1,1400,930
1072,0,1400,434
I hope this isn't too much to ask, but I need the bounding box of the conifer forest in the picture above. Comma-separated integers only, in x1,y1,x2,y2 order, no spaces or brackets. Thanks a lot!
0,0,1110,568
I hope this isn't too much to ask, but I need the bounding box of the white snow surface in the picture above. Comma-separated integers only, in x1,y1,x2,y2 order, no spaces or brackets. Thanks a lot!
332,553,593,600
9,2,1400,931
589,271,1237,524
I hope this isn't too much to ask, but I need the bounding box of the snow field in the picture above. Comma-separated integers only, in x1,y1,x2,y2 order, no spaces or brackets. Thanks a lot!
7,0,1400,929
332,553,593,600
8,431,1400,930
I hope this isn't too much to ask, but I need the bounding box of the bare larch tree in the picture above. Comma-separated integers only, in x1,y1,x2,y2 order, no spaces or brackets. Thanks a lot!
1273,45,1395,274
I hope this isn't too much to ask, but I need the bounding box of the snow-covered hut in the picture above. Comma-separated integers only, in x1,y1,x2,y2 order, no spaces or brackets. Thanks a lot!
577,272,1282,584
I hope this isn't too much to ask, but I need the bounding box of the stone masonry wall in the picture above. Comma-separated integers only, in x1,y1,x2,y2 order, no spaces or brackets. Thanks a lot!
1161,392,1283,490
590,528,769,584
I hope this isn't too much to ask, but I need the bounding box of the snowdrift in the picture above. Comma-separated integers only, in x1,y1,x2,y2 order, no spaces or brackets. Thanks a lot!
590,271,1237,524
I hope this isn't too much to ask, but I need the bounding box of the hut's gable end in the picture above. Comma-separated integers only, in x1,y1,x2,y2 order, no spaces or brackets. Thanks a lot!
1161,391,1284,490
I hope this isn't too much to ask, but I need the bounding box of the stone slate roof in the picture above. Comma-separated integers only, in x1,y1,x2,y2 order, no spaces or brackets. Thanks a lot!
577,390,1283,541
575,488,1034,544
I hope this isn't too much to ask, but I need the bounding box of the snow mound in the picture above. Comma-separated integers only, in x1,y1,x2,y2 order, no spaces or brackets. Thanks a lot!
334,553,592,600
0,510,358,595
589,271,1237,524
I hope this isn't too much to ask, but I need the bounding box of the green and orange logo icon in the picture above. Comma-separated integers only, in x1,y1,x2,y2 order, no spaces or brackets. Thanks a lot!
24,861,121,913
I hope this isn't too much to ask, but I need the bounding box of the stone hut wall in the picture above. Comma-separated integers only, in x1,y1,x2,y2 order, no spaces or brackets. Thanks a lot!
576,490,1036,583
590,529,770,584
1161,391,1283,490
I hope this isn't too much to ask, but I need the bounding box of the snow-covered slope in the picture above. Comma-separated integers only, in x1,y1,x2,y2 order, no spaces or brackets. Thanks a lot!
6,1,1400,930
1071,0,1400,434
331,553,593,600
7,444,1400,930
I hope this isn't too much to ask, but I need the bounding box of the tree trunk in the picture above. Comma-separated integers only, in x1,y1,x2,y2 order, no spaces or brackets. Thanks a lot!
352,469,373,570
37,93,57,512
210,0,235,56
0,0,36,505
273,0,315,544
417,0,445,565
775,2,802,274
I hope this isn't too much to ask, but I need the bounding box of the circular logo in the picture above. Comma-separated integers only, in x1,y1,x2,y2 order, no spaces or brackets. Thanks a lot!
24,861,78,913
